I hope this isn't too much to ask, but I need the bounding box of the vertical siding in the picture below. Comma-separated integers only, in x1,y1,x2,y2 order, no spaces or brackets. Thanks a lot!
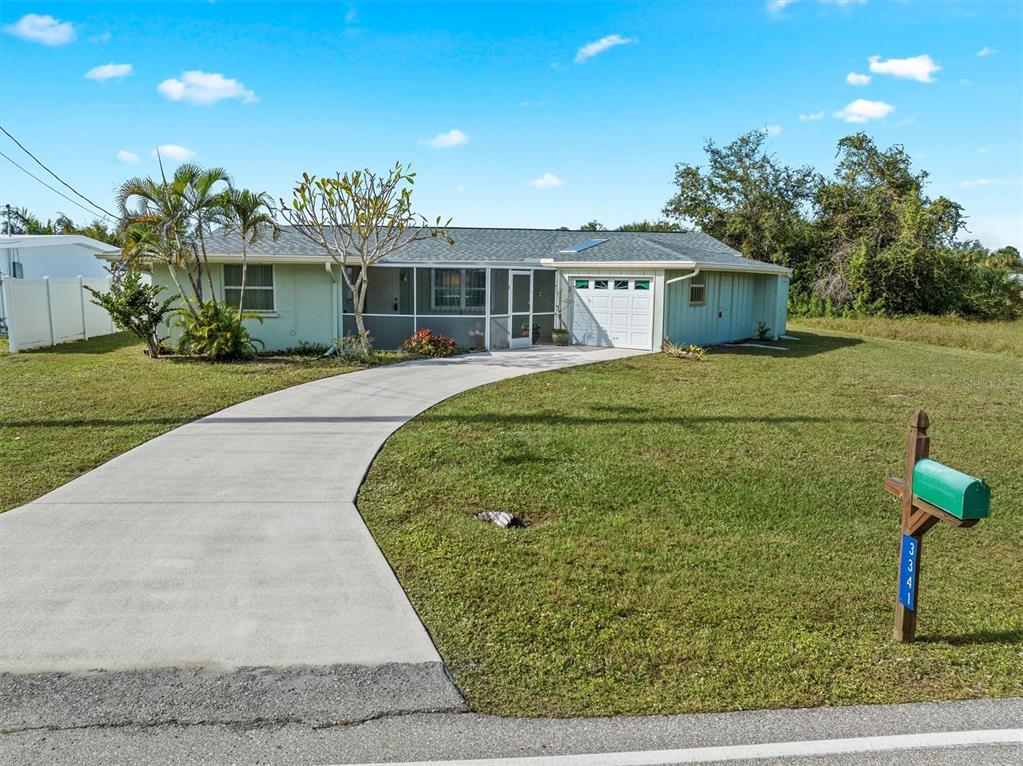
774,276,790,338
664,270,787,345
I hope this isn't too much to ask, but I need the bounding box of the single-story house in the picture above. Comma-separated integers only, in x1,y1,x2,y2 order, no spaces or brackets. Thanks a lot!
108,227,791,352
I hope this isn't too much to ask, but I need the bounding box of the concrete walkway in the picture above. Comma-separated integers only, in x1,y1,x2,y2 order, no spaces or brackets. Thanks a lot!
0,346,642,726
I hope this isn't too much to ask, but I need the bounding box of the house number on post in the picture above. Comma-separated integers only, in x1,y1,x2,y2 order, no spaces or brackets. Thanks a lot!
883,410,991,643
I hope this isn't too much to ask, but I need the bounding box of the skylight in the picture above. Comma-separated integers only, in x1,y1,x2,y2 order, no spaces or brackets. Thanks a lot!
559,238,608,254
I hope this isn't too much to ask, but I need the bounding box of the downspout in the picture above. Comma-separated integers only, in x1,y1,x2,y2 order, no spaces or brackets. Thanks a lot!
665,266,700,287
325,261,339,354
662,267,700,347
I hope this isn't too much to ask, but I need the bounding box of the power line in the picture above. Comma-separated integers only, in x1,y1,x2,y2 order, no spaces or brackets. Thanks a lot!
0,125,119,220
0,150,119,224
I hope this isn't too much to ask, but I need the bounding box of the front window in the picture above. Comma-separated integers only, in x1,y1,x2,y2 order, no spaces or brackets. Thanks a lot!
224,264,275,312
432,268,484,311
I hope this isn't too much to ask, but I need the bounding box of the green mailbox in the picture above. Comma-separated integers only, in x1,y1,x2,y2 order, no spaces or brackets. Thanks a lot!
912,458,990,520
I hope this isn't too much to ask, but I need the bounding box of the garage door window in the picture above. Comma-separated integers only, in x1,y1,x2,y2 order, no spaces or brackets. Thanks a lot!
635,279,650,290
614,280,629,290
593,279,609,290
574,279,589,289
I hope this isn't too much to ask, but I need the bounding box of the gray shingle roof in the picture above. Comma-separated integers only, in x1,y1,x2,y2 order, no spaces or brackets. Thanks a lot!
204,226,785,272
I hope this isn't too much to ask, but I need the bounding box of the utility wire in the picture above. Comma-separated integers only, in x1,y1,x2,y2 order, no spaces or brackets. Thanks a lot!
0,125,119,220
0,150,119,224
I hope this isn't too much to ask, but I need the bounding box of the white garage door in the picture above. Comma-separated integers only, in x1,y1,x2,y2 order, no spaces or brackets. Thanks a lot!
570,277,653,350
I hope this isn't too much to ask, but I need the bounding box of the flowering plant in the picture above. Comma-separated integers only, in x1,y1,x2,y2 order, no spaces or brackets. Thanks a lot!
401,328,458,358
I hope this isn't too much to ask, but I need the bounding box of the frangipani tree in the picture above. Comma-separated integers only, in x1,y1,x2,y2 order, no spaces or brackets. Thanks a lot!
279,163,451,353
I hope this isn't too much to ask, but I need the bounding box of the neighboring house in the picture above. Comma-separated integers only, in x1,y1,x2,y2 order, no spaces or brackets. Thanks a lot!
1,235,120,335
0,234,117,280
104,227,790,352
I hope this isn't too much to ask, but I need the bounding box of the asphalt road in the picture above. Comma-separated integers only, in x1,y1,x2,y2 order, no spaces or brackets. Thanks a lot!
2,697,1019,765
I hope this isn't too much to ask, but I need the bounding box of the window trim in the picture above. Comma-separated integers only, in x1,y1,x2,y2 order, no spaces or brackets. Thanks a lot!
223,263,276,313
431,268,485,312
689,273,706,306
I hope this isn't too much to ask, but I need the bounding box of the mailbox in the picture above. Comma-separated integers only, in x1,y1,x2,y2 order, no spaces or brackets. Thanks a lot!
912,459,990,520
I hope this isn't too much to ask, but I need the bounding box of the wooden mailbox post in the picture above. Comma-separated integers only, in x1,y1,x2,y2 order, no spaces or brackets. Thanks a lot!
884,409,991,643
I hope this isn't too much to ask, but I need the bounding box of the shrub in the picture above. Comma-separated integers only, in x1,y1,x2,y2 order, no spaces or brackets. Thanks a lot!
85,267,176,358
176,300,264,360
661,337,707,360
401,328,458,358
755,321,772,341
334,333,375,362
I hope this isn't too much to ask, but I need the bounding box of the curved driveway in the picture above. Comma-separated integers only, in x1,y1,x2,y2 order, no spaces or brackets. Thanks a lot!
0,345,641,727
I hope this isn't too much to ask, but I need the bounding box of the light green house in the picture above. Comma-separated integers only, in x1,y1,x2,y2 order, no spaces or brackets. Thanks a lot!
130,227,790,352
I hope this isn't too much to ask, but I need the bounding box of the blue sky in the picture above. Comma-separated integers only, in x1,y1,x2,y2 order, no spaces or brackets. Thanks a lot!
1,1,1020,248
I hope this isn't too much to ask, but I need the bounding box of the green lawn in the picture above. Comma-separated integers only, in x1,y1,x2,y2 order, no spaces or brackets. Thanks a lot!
0,333,402,512
792,316,1023,357
358,325,1023,717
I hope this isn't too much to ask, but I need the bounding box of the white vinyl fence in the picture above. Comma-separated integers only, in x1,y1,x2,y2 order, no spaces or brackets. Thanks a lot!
1,276,116,353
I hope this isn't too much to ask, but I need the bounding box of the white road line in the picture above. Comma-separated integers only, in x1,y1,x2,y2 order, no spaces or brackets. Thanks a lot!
339,728,1023,766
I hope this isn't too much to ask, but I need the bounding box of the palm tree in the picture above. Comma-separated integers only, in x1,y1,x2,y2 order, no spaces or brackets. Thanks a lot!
117,169,200,316
177,163,233,304
117,161,233,317
224,189,279,318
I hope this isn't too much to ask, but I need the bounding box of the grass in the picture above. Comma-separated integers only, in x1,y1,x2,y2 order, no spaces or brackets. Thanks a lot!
791,315,1023,357
0,333,407,512
358,326,1023,717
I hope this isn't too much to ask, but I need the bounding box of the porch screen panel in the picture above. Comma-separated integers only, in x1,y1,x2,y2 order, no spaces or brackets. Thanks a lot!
532,269,556,313
362,315,415,350
416,316,486,349
363,267,413,314
490,315,510,350
490,269,509,314
415,268,485,315
532,312,554,344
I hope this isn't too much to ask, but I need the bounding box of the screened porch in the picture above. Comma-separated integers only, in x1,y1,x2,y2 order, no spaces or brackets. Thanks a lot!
341,266,556,350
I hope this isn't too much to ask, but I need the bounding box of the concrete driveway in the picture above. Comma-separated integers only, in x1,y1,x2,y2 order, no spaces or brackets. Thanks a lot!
0,345,642,727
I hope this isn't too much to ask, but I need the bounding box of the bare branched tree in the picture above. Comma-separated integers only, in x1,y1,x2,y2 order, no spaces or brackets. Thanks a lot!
278,163,452,353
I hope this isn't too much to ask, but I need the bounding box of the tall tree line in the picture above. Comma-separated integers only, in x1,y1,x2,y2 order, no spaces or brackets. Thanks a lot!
662,130,1022,319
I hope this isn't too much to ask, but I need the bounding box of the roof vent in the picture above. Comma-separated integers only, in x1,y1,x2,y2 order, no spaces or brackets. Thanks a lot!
559,238,607,254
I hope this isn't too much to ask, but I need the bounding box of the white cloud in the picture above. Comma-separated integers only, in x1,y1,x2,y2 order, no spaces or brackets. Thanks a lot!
529,172,563,189
116,150,140,164
868,54,940,83
153,144,195,161
799,111,826,121
766,0,795,13
574,34,635,63
977,46,997,57
961,178,1012,188
834,98,895,123
960,78,972,86
5,13,75,45
89,31,111,44
846,71,871,86
521,100,546,108
822,0,866,5
765,124,783,136
420,129,469,149
84,63,133,81
157,70,257,105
